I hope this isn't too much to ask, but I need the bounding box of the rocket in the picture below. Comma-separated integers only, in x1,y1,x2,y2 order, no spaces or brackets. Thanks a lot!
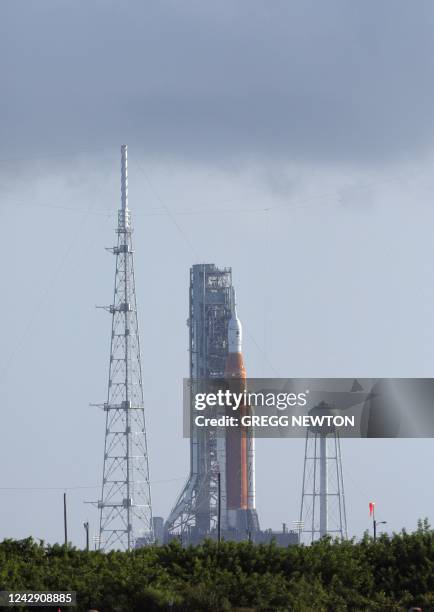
224,290,256,530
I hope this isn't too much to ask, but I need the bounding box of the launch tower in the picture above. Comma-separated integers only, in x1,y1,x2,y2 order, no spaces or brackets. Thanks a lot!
165,264,260,542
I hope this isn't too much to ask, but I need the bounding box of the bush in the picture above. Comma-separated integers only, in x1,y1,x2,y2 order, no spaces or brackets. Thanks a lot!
1,524,433,611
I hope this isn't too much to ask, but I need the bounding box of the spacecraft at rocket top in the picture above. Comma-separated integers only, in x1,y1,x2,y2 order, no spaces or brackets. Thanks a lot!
225,292,246,379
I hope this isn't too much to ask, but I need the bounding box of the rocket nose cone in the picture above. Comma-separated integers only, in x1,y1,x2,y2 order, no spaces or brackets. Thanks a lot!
228,314,242,353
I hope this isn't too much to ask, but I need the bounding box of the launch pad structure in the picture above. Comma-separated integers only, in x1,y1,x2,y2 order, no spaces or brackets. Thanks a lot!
90,147,348,549
165,264,297,546
165,264,234,542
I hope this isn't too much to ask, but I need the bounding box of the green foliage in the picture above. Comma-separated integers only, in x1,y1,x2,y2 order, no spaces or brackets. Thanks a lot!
1,523,434,611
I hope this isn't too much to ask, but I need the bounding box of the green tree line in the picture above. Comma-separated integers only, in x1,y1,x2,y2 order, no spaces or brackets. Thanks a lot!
0,520,433,611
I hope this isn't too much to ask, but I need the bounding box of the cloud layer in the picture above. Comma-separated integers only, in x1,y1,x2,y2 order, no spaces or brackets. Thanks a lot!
3,0,434,162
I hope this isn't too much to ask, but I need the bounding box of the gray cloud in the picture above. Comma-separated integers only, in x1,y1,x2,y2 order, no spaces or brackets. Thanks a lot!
2,0,434,162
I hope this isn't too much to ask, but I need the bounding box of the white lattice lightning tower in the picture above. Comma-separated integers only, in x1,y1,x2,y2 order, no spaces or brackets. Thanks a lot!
97,145,153,550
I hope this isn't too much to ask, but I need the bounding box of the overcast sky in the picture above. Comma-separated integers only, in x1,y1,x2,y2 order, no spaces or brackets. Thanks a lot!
2,0,434,547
